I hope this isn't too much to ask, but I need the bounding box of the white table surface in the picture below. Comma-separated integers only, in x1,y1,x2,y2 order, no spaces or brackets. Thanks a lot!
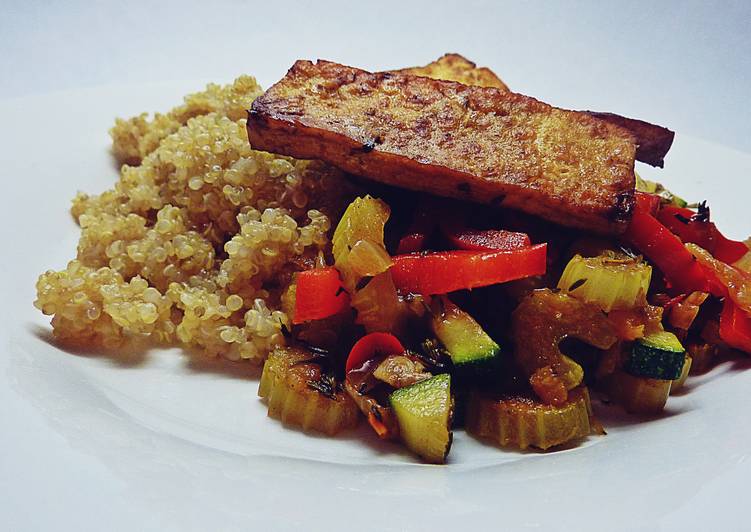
2,0,750,153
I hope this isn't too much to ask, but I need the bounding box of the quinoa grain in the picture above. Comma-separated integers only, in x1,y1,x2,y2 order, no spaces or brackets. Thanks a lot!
36,76,359,363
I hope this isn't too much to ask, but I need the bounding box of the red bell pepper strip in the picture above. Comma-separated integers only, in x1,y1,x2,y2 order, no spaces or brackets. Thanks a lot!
624,208,710,294
717,238,750,266
345,333,405,439
366,412,391,439
444,227,531,252
686,242,751,308
391,244,547,296
396,197,441,254
293,267,350,324
345,332,405,373
396,232,428,254
634,191,661,216
719,300,751,354
657,205,748,265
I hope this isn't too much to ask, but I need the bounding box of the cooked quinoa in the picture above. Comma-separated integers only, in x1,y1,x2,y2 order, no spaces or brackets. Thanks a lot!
35,76,358,362
109,75,264,166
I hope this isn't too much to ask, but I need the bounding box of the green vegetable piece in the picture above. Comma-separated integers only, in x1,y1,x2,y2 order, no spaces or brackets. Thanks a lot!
557,252,652,312
432,297,500,369
627,331,686,380
670,355,693,393
389,373,453,463
606,371,672,414
636,174,689,208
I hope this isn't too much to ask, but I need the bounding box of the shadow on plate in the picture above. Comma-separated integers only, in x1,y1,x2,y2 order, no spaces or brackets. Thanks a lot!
591,395,690,430
672,354,751,396
29,320,413,459
30,323,150,368
29,322,263,381
254,394,418,462
185,353,262,380
461,427,596,457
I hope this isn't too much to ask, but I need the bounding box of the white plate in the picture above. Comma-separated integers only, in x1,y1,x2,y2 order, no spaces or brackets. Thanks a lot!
1,81,751,532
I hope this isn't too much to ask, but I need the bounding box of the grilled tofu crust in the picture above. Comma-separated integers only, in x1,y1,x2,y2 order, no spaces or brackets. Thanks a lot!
248,60,637,234
398,54,673,167
393,53,509,90
585,112,674,168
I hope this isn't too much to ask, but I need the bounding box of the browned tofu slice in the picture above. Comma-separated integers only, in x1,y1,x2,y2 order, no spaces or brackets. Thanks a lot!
397,54,673,167
585,112,674,168
393,53,509,90
247,60,637,234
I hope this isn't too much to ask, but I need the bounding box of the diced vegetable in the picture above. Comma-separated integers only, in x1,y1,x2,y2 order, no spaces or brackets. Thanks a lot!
627,331,686,380
372,355,432,388
557,252,652,312
719,299,751,354
444,226,531,252
332,195,390,267
343,380,399,440
657,204,749,265
670,355,692,393
346,332,405,373
342,239,393,278
635,175,688,208
389,373,453,463
624,206,710,293
687,243,751,313
666,291,708,330
333,196,393,291
344,332,407,438
293,267,351,324
396,232,428,254
332,196,405,332
350,272,406,333
529,366,568,406
604,371,671,414
595,343,625,380
396,198,436,254
687,342,719,374
512,289,617,404
259,347,360,435
395,195,533,253
607,305,664,341
607,312,645,341
634,191,661,215
391,244,547,296
466,387,593,450
431,296,500,370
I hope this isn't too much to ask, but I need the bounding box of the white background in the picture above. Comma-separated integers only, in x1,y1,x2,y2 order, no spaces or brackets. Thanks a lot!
2,0,750,153
2,3,751,531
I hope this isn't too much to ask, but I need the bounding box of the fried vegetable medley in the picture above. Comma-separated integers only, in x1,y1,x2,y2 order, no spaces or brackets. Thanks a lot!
36,55,751,463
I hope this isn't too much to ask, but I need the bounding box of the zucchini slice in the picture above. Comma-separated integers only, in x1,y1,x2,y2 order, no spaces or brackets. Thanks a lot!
604,371,671,414
389,373,453,463
627,330,686,380
670,355,693,393
466,387,593,450
431,297,500,370
259,347,360,435
557,252,652,312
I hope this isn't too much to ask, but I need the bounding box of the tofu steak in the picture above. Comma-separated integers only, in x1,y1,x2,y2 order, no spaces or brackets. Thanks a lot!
248,60,637,234
395,54,673,168
393,53,509,91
